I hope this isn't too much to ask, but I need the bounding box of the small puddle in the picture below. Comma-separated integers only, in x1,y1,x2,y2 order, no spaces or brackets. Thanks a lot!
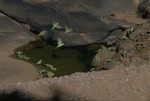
13,40,103,77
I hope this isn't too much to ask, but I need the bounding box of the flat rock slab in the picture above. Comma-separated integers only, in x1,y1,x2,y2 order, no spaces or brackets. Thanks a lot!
0,0,147,46
0,13,38,85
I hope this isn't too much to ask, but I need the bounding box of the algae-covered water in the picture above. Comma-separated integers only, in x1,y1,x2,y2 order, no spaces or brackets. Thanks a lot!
14,40,102,77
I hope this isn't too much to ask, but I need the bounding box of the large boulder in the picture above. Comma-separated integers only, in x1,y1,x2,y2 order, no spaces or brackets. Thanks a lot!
0,0,147,46
0,13,38,85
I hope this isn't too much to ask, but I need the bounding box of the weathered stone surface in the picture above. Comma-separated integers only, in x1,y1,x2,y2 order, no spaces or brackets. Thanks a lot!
91,48,116,69
138,0,150,18
0,13,38,85
0,13,34,54
0,0,147,46
92,21,150,70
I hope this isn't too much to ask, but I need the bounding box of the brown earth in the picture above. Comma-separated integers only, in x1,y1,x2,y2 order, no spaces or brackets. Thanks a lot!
0,64,150,101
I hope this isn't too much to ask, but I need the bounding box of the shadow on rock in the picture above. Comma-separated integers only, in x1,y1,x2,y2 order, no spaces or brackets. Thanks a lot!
0,90,64,101
0,87,81,101
0,90,33,101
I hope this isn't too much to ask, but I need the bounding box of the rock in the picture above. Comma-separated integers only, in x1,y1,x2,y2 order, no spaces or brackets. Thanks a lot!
0,13,38,85
131,47,150,65
138,0,150,18
0,64,150,101
93,21,150,69
0,0,147,46
91,48,116,69
128,22,150,50
103,61,120,70
116,40,136,58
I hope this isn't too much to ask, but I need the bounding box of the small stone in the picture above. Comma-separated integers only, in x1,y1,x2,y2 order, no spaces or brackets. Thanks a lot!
103,61,119,70
91,48,116,69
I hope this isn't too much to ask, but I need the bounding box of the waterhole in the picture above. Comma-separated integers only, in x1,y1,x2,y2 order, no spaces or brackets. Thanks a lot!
14,40,102,77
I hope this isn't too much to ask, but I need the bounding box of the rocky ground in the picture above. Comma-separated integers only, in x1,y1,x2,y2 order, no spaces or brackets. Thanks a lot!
0,13,38,84
92,21,150,70
0,0,149,101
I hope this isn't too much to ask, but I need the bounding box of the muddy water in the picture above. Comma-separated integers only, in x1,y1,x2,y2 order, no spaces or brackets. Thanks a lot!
14,40,102,77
